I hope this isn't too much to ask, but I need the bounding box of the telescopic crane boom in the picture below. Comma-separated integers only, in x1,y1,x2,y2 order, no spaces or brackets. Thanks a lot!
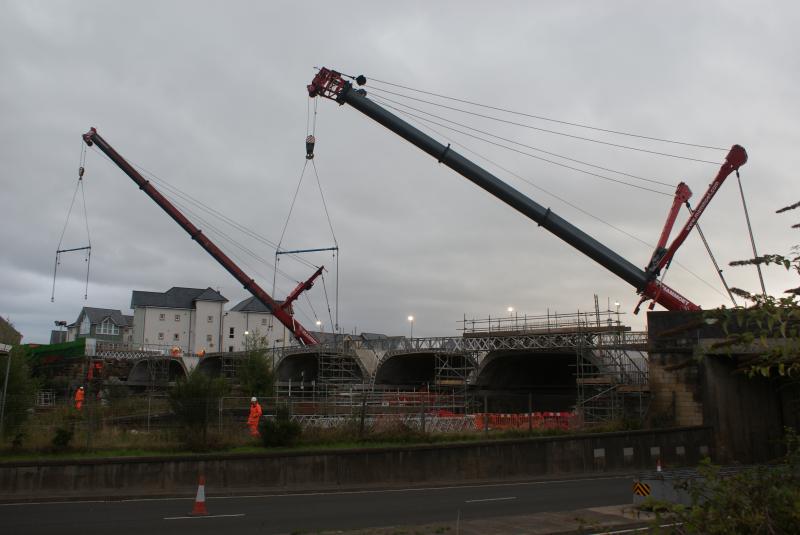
83,127,319,345
307,68,747,311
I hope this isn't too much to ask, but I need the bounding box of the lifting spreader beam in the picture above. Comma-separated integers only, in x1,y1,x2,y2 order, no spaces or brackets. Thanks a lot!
83,127,318,345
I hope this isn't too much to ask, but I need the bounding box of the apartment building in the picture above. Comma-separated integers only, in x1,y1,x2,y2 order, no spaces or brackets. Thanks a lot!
222,296,291,352
130,287,227,354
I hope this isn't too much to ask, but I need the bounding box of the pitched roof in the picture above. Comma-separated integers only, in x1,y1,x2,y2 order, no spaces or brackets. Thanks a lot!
69,307,133,328
131,287,227,309
0,316,22,345
229,296,285,314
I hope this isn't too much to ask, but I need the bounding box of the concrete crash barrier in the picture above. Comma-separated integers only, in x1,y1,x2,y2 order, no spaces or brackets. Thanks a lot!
633,465,749,506
0,426,712,501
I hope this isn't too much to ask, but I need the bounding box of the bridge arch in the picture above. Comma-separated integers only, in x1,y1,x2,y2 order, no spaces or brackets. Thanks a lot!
127,358,188,385
473,349,577,411
375,352,436,386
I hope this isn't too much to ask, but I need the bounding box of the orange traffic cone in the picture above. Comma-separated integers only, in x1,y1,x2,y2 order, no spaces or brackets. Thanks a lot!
190,475,209,516
656,458,662,473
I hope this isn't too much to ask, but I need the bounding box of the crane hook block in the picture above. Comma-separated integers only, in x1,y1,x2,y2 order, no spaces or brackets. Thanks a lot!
305,135,315,160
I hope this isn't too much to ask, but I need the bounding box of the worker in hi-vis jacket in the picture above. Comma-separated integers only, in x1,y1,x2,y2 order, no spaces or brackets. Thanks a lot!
74,386,85,411
247,396,263,437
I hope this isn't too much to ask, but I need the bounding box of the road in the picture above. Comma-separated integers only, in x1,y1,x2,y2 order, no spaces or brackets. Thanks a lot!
0,475,632,534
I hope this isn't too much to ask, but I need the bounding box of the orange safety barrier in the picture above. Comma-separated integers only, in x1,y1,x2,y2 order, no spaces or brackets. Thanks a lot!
472,411,577,431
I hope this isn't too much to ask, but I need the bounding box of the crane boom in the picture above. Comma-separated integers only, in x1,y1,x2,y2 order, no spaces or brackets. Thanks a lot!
308,68,745,311
82,127,319,345
648,145,748,279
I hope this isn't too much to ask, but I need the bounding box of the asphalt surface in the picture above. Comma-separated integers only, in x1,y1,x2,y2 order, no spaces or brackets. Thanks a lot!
0,475,634,534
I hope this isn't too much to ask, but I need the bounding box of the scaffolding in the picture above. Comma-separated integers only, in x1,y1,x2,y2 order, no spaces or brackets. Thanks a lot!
317,351,362,385
575,326,649,424
221,355,240,379
147,356,170,388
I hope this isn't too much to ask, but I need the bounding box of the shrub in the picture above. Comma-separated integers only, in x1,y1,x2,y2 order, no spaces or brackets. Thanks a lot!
238,330,275,398
259,405,301,447
654,428,800,533
0,346,39,440
51,427,74,450
168,370,229,451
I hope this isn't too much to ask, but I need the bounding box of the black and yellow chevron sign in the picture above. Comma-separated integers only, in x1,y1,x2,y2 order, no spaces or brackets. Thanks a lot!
633,481,651,496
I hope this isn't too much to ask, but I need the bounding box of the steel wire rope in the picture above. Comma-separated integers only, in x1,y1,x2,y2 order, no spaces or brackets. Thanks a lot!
310,159,340,331
303,291,320,327
320,272,335,334
388,107,731,300
372,93,676,191
367,86,721,165
310,160,338,247
164,195,291,288
134,166,323,291
372,96,673,197
87,144,320,272
79,175,92,300
132,161,320,272
363,76,728,151
688,211,738,307
164,195,318,324
275,159,310,286
86,146,315,298
52,143,92,301
736,171,768,297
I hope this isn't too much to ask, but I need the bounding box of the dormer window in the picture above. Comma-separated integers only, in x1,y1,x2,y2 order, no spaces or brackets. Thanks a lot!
97,318,119,335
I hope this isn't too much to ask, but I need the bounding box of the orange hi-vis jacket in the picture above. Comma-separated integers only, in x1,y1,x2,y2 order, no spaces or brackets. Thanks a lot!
74,388,85,410
247,402,263,427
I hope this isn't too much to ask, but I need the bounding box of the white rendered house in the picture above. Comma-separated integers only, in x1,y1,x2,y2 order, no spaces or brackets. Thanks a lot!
222,296,291,352
130,287,227,354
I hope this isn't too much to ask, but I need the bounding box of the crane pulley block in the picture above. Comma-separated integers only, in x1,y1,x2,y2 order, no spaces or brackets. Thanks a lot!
306,135,315,160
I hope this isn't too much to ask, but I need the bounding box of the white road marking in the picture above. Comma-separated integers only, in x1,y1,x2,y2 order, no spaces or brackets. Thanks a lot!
164,513,245,520
591,523,680,534
0,474,630,506
465,496,517,503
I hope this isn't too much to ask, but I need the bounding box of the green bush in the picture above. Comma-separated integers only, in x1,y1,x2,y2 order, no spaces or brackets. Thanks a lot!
259,405,301,447
238,331,275,398
0,346,39,440
168,370,229,451
654,428,800,534
51,427,73,450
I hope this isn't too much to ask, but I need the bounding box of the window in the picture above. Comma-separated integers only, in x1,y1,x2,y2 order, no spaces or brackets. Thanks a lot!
174,314,181,322
206,334,213,342
207,315,213,323
80,315,91,335
97,319,119,336
158,332,164,341
228,346,234,353
261,318,267,326
229,327,234,339
173,333,180,341
159,313,165,321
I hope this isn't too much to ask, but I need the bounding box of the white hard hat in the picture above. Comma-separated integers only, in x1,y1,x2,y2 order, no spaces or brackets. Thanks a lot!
251,397,257,402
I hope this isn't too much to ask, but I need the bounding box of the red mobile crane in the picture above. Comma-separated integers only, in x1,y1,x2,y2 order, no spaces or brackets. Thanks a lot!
308,68,747,311
82,127,319,345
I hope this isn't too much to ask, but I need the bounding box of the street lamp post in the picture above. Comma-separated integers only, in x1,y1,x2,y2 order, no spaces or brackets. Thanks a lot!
507,306,517,330
407,315,414,340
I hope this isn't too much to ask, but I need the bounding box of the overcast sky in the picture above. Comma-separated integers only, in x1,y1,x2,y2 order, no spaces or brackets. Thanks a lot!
2,1,798,343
